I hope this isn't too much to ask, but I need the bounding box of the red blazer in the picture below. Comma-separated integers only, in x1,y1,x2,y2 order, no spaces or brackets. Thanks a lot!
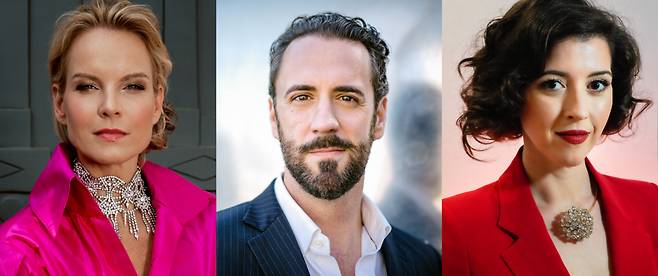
443,150,658,275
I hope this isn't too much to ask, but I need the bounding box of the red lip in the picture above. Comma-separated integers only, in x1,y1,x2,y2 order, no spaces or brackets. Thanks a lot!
555,130,590,144
94,128,127,142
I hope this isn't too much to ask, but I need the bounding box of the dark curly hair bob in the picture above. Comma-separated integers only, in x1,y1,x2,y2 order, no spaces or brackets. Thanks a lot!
457,0,651,159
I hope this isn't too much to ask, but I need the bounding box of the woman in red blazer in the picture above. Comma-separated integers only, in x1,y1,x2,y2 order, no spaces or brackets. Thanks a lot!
443,0,657,275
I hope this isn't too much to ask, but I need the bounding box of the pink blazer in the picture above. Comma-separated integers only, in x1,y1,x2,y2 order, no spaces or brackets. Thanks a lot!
0,144,216,275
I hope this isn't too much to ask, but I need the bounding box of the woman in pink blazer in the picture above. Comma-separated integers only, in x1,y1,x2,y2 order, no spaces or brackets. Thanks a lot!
0,1,215,275
443,0,657,275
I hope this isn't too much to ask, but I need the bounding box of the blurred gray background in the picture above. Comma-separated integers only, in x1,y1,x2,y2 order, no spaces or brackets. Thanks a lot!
217,0,442,249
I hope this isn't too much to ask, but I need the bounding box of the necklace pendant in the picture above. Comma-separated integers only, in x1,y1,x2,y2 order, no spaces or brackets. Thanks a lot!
73,160,156,241
559,206,594,242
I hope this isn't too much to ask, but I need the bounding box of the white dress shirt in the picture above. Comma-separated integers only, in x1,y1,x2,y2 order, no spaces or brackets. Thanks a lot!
274,176,392,276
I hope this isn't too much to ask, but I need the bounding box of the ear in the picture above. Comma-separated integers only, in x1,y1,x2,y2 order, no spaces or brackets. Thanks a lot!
52,83,66,124
372,96,388,140
152,85,165,125
268,97,280,140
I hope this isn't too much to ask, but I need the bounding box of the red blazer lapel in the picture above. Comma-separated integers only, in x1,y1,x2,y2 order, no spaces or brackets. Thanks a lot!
588,159,658,275
496,154,570,276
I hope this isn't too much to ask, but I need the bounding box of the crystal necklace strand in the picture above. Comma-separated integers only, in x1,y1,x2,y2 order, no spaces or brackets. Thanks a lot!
73,160,156,240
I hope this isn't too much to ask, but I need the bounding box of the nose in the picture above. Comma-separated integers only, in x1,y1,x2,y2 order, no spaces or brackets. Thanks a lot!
562,86,588,121
98,90,122,118
310,96,339,134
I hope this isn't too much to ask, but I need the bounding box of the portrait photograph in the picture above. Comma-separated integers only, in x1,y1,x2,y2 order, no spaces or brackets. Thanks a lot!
442,0,658,275
217,0,442,275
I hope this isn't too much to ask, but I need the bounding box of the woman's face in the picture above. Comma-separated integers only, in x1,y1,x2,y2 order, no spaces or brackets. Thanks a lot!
521,36,613,168
53,28,163,175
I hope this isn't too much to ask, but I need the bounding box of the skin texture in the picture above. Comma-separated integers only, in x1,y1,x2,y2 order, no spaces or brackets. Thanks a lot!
52,27,163,276
522,37,613,276
268,34,387,276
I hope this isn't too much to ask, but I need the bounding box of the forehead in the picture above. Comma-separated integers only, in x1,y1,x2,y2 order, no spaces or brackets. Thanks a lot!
66,27,152,78
275,34,373,94
544,36,611,71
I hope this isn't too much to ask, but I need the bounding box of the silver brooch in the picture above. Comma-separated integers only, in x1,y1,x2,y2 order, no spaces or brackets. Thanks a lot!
559,206,594,242
73,160,156,240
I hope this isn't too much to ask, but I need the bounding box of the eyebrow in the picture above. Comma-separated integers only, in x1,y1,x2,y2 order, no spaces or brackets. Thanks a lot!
334,86,365,97
70,72,150,82
70,73,101,83
121,73,150,81
540,70,612,78
285,84,365,97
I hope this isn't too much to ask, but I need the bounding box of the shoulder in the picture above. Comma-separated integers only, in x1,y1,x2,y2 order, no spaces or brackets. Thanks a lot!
387,227,441,273
143,161,215,205
216,201,264,273
217,201,261,247
388,227,438,256
443,181,499,220
598,174,658,219
143,161,210,195
217,181,279,232
599,174,658,198
0,241,27,275
0,206,43,246
442,182,500,233
598,173,658,212
442,181,502,272
217,201,250,226
0,207,46,274
142,162,215,232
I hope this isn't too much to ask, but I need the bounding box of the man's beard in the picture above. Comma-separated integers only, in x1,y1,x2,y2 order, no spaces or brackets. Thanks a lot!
280,134,373,200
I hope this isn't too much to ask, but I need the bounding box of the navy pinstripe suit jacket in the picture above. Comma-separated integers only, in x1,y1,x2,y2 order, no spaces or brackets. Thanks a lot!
217,181,441,276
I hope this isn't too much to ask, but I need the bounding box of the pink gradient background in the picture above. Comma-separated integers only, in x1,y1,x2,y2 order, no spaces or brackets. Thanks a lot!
442,0,658,199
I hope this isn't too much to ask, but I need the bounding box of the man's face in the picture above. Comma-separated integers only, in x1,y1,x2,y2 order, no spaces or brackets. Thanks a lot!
269,34,387,200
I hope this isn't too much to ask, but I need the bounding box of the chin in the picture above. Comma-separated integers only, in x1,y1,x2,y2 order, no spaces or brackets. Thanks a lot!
555,152,588,168
76,145,142,166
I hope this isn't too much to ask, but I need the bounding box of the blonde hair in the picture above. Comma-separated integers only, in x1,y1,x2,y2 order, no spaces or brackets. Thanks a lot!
49,0,175,157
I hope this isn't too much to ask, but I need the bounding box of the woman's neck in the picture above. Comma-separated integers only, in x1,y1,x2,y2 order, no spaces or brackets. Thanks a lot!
522,146,595,209
76,153,139,182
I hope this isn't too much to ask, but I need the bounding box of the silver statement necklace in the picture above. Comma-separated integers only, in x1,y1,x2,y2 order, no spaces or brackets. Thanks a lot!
73,160,156,240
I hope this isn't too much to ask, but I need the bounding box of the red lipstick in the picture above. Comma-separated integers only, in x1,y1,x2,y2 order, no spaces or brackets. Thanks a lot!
94,128,127,142
555,130,590,144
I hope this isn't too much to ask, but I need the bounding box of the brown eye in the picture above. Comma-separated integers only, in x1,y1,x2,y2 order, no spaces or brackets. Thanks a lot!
588,79,610,92
292,94,310,102
539,79,565,91
339,95,355,102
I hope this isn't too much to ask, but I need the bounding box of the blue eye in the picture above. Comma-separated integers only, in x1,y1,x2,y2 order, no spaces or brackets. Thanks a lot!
125,84,145,90
539,79,565,91
588,79,610,92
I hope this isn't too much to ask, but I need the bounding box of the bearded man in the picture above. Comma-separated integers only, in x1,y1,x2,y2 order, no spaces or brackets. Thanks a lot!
217,12,441,276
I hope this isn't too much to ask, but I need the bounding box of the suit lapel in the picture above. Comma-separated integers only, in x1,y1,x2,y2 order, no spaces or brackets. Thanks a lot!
497,152,570,276
243,182,310,276
381,230,416,275
589,160,658,275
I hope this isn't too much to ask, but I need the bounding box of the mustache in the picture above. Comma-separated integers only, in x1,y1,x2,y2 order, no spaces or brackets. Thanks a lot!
298,135,355,153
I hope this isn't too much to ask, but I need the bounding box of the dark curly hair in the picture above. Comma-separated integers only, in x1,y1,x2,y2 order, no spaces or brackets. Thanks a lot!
269,12,390,105
457,0,652,160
